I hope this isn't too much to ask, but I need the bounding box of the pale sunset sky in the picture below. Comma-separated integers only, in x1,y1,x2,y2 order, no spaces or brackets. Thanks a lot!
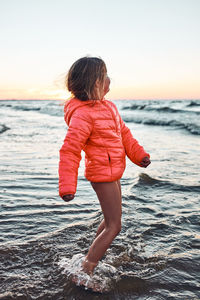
0,0,200,100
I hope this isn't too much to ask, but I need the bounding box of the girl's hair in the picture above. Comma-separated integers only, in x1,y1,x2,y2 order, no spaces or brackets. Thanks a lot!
66,57,107,101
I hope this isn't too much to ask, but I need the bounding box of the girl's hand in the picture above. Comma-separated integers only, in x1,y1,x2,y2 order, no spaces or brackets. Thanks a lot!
62,194,74,202
140,156,151,168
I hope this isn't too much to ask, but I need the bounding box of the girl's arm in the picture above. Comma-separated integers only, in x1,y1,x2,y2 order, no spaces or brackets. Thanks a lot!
59,110,93,198
120,117,150,166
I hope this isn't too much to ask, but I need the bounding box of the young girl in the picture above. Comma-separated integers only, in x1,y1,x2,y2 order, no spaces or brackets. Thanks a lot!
59,56,151,278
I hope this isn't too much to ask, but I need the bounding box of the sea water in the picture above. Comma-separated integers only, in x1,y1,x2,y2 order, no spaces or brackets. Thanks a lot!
0,99,200,299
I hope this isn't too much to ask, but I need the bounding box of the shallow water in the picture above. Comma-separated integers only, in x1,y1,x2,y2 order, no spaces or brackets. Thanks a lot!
0,99,200,299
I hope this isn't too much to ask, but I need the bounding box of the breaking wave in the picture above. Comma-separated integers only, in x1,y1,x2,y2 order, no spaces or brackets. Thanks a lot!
135,173,200,193
123,116,200,135
122,100,200,115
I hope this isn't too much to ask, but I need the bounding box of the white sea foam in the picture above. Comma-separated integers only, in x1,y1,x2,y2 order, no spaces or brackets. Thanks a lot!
58,253,120,292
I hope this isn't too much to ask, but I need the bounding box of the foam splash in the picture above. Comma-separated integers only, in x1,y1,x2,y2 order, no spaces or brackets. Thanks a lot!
58,253,120,292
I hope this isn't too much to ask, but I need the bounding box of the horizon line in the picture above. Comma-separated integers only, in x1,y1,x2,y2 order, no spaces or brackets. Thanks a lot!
0,98,200,101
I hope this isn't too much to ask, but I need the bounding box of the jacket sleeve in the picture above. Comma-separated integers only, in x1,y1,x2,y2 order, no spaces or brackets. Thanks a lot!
59,110,93,198
120,117,150,166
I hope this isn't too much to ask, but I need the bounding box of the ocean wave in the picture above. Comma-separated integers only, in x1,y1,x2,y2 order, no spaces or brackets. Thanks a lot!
13,105,41,112
122,104,146,110
123,116,200,135
0,103,12,108
146,106,200,114
186,100,200,107
0,124,10,135
122,103,200,115
135,173,200,192
0,100,63,117
0,101,42,112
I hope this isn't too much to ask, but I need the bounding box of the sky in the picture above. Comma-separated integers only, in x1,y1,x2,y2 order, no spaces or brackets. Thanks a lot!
0,0,200,100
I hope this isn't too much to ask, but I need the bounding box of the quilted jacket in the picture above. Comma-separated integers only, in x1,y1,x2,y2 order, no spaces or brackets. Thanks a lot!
59,98,150,198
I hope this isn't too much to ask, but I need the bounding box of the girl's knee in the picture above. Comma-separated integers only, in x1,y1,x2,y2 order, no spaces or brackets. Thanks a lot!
108,222,121,236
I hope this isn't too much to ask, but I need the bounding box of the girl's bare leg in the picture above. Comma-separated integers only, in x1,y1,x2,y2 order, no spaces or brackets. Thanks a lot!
95,180,121,238
95,219,105,237
82,180,122,274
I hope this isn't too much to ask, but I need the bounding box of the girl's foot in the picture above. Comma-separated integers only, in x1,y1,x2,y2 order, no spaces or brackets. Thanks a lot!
82,258,97,275
72,258,101,291
72,274,101,292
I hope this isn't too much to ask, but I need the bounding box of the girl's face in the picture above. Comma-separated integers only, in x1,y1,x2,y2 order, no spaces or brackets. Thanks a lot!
103,76,110,96
94,75,110,100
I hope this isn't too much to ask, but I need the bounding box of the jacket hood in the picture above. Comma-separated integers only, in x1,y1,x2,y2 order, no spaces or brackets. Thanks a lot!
64,97,101,125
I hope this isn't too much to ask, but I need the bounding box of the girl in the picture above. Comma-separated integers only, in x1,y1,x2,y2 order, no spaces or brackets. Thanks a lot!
59,56,151,278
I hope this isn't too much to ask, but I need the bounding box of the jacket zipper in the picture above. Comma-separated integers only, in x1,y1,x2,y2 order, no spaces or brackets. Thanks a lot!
108,153,112,179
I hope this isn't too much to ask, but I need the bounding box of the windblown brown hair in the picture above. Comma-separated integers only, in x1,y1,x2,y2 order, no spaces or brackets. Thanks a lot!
66,57,107,101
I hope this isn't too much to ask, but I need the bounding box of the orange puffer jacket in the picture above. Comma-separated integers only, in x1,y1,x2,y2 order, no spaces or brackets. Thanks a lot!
59,98,150,198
